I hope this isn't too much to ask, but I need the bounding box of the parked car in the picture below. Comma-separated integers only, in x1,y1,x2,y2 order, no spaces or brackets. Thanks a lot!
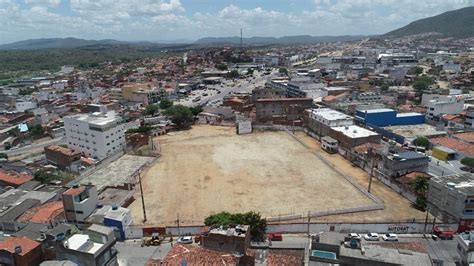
382,233,398,241
347,233,362,240
433,226,455,239
364,233,380,241
268,232,283,241
177,236,193,244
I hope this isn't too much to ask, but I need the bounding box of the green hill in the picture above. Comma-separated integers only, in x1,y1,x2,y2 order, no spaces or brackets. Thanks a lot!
384,6,474,38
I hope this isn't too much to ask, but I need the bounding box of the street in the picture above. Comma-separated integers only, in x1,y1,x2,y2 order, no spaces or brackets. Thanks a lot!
3,137,65,157
428,156,464,177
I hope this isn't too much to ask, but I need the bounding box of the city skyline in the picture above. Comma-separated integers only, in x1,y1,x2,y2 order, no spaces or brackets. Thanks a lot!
0,0,473,44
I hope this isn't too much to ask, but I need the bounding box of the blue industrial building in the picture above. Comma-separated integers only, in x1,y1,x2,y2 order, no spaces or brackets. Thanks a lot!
355,108,425,127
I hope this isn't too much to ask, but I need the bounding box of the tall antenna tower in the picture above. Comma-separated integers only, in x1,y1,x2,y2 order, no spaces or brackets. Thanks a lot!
240,28,243,52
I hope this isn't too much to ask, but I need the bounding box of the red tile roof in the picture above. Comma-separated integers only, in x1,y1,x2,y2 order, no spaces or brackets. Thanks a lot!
431,137,474,157
0,236,40,256
158,244,239,266
353,142,384,154
17,201,64,224
267,250,304,266
0,169,33,186
397,172,431,185
45,145,81,157
63,186,85,196
455,132,474,143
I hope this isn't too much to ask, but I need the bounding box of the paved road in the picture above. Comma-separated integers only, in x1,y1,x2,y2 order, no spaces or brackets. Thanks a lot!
4,137,65,156
179,69,278,107
116,241,173,266
428,156,463,177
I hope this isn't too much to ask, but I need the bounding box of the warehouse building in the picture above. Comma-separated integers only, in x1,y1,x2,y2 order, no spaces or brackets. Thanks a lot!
328,125,380,150
356,108,425,127
306,108,353,138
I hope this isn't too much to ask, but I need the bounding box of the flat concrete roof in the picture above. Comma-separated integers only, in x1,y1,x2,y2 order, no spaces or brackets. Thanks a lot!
340,245,431,265
80,154,154,191
332,125,379,138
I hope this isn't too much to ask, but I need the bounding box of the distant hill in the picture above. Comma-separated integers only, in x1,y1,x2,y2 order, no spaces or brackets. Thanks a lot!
384,6,474,38
0,38,131,50
194,35,367,45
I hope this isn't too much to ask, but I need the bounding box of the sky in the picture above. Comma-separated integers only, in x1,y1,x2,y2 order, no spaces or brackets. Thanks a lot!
0,0,473,44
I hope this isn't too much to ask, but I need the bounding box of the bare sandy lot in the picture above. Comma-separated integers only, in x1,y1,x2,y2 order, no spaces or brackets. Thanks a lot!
130,126,374,225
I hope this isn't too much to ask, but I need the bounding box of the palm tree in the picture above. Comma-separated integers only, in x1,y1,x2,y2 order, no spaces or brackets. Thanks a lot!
412,176,429,195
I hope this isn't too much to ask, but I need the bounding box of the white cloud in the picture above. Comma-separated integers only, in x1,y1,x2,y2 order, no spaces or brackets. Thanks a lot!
25,0,61,7
0,0,473,44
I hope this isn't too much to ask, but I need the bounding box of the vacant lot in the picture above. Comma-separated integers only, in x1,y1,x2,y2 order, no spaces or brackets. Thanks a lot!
129,126,374,225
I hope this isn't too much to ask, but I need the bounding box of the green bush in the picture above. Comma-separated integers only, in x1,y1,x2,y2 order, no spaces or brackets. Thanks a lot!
204,211,267,241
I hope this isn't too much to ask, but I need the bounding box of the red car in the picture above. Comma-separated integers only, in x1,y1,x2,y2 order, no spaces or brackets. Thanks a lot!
268,232,283,241
433,226,455,239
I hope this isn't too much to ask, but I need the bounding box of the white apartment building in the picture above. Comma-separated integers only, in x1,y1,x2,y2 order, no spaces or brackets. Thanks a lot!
64,109,125,159
426,96,464,119
307,108,354,137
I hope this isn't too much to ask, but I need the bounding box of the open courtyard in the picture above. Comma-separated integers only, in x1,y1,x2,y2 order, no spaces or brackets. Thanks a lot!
129,125,376,225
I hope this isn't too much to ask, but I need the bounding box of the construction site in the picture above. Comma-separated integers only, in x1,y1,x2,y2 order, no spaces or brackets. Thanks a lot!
128,125,427,226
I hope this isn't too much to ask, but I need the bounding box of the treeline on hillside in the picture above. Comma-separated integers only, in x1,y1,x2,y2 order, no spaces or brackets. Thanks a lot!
0,44,193,72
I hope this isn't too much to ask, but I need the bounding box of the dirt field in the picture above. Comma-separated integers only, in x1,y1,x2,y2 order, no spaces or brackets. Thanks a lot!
292,132,428,223
129,126,375,225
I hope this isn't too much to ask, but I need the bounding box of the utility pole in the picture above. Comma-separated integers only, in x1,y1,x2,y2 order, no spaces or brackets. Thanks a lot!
307,211,311,237
423,207,429,237
138,170,147,223
177,213,181,236
368,148,375,193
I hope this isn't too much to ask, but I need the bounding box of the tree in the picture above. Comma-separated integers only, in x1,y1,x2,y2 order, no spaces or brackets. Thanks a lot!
412,175,429,211
380,84,390,92
216,63,228,71
413,136,429,149
461,157,474,168
29,124,44,138
126,126,152,134
412,76,435,91
163,105,193,129
409,66,423,75
204,211,267,241
279,67,288,76
189,106,203,116
144,104,159,116
159,99,173,109
247,68,254,76
0,153,8,160
226,70,239,79
412,176,429,195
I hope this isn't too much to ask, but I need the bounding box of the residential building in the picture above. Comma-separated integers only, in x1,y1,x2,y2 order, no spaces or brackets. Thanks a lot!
62,185,99,225
457,231,474,266
328,125,381,150
251,85,286,102
321,136,338,154
428,173,474,230
286,77,325,98
0,236,44,266
310,232,431,265
380,151,430,178
255,98,313,124
56,224,118,266
16,201,65,227
306,108,353,137
15,101,37,112
465,108,474,130
426,97,464,120
0,169,33,188
44,145,81,170
87,205,132,241
202,225,250,255
64,109,125,160
161,243,239,265
252,55,280,66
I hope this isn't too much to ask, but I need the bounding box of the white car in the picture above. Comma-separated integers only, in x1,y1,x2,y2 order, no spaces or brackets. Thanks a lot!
177,236,193,244
382,233,398,241
364,233,380,241
348,233,362,240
